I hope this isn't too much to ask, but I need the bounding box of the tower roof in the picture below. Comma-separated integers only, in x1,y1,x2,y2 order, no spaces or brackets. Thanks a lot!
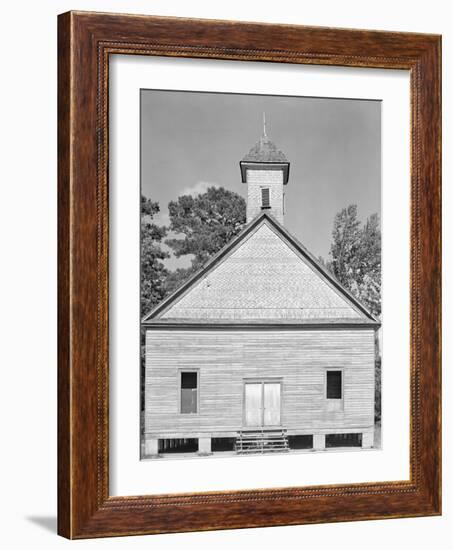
242,113,288,163
240,114,290,184
241,135,288,163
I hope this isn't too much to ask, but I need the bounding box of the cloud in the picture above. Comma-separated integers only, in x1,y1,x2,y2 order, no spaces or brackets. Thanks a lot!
180,180,219,197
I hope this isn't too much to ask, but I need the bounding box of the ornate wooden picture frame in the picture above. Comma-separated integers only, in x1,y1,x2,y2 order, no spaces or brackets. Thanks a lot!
58,11,441,539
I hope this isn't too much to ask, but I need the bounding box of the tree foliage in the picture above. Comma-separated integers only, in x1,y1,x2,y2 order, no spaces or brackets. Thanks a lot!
166,186,247,271
140,195,169,317
353,213,381,317
327,205,381,317
328,204,361,289
163,266,197,297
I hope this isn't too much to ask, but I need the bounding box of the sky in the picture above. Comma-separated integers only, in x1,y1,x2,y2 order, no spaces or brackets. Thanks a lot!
141,89,381,270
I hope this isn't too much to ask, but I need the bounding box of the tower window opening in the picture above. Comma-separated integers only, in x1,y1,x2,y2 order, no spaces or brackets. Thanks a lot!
261,188,270,209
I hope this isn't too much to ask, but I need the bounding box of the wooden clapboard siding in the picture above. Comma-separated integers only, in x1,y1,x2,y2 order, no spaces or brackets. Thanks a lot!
144,328,375,436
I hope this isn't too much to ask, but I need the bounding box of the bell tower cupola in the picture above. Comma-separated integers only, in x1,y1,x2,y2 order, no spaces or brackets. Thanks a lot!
239,113,290,225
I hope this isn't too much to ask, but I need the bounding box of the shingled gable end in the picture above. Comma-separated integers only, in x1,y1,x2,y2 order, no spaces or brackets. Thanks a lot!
143,116,379,458
143,213,377,325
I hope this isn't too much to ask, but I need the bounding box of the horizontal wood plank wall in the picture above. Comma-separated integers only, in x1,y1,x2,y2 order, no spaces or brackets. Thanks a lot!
145,329,375,436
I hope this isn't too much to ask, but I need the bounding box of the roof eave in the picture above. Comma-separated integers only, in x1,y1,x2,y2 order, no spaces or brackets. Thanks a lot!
143,318,381,329
239,160,290,184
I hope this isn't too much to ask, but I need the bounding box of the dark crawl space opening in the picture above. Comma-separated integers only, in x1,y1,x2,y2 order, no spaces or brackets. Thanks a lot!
211,437,236,452
287,435,313,450
325,433,362,448
158,438,199,453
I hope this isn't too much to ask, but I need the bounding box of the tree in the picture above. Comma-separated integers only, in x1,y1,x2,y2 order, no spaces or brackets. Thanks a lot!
328,204,362,292
140,195,169,316
161,266,195,297
354,213,381,317
165,186,246,273
328,205,381,317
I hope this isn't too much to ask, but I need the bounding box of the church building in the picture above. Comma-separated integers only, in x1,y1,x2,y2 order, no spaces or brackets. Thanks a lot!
142,120,380,457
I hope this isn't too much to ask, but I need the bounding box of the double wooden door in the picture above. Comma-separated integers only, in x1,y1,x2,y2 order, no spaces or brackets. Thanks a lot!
244,381,281,427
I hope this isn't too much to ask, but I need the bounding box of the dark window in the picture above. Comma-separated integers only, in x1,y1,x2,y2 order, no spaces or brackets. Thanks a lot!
261,188,270,208
181,372,198,413
326,371,342,399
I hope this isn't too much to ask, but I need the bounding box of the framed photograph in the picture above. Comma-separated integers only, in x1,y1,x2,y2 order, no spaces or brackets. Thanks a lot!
58,11,441,539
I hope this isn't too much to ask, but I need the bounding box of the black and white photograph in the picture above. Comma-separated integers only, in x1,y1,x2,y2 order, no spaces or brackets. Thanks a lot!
0,0,446,545
1,0,447,544
140,90,382,460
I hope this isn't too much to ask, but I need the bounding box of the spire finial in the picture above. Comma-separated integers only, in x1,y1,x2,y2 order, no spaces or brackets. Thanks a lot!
262,112,267,138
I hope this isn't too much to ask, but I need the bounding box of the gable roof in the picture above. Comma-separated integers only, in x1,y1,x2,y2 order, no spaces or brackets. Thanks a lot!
143,213,380,327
